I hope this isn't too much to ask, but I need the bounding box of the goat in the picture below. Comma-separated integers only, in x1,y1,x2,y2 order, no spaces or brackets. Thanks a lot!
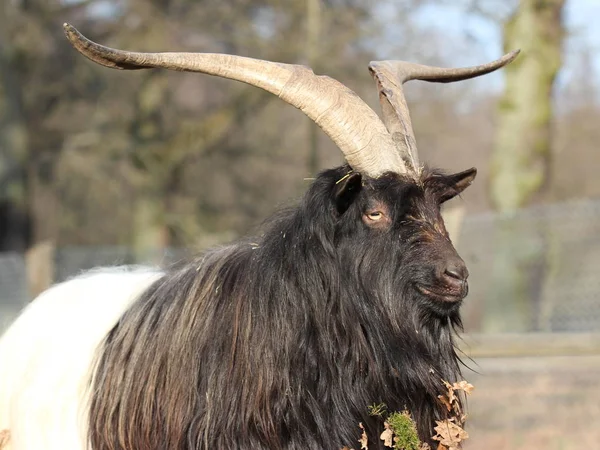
0,24,518,450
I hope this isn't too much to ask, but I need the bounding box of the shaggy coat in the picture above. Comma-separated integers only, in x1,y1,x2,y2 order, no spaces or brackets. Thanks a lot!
87,165,475,450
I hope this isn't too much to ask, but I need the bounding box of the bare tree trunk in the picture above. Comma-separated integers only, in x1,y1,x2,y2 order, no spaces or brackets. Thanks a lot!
132,193,169,263
491,0,565,211
306,0,321,175
130,72,171,263
25,241,55,298
486,0,565,332
0,10,30,254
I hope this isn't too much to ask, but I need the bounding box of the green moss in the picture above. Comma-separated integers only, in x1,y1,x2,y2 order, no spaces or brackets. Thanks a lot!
388,411,421,450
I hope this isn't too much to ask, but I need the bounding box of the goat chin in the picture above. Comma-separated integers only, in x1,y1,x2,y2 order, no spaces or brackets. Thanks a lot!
0,268,161,450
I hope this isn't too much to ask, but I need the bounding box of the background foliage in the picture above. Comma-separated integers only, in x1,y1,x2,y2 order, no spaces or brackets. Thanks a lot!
2,0,597,253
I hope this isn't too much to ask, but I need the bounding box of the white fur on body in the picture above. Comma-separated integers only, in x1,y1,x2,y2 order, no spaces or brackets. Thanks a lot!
0,268,162,450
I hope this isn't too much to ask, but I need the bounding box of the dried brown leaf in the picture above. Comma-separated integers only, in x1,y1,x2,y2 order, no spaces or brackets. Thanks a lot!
432,419,469,450
380,422,394,447
441,380,456,405
452,381,474,395
0,430,10,450
359,422,368,449
438,394,452,412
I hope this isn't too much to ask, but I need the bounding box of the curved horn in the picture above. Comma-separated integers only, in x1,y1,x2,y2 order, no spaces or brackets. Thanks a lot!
64,23,406,177
369,50,520,172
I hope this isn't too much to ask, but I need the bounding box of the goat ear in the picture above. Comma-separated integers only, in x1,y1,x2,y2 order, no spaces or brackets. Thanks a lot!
334,172,362,214
440,167,477,203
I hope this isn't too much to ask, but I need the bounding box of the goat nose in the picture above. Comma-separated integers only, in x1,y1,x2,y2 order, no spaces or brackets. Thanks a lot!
443,259,469,283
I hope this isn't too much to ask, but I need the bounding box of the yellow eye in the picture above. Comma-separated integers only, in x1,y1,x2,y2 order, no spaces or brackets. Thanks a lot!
367,211,383,221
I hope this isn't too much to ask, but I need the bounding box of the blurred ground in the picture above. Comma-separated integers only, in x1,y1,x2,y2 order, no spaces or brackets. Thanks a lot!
464,354,600,449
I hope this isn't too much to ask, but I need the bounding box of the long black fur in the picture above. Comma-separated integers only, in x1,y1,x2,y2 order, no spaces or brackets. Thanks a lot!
89,165,475,449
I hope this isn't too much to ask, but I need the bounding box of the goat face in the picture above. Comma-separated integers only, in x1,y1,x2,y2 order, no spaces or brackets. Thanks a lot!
326,166,477,319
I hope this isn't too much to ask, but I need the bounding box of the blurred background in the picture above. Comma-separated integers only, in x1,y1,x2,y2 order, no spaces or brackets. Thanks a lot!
0,0,598,448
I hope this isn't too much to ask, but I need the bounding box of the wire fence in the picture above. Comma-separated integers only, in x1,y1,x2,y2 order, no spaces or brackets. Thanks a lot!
2,199,600,334
0,253,28,332
458,199,600,333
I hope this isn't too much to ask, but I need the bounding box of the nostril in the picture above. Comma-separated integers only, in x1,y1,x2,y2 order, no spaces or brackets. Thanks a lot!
443,262,469,283
444,268,464,281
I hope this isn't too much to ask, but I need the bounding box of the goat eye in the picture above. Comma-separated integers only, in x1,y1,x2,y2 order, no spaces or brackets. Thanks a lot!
366,211,383,221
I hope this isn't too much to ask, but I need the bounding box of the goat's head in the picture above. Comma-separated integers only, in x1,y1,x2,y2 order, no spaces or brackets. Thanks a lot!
63,24,517,318
316,166,476,320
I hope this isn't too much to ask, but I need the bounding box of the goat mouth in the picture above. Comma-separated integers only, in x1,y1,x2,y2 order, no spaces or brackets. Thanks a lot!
416,284,465,303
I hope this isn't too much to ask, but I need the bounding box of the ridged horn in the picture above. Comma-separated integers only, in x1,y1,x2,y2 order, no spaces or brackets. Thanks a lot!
369,50,520,172
64,23,407,177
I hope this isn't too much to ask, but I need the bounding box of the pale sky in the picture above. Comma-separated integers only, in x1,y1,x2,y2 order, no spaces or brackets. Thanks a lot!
411,0,600,92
